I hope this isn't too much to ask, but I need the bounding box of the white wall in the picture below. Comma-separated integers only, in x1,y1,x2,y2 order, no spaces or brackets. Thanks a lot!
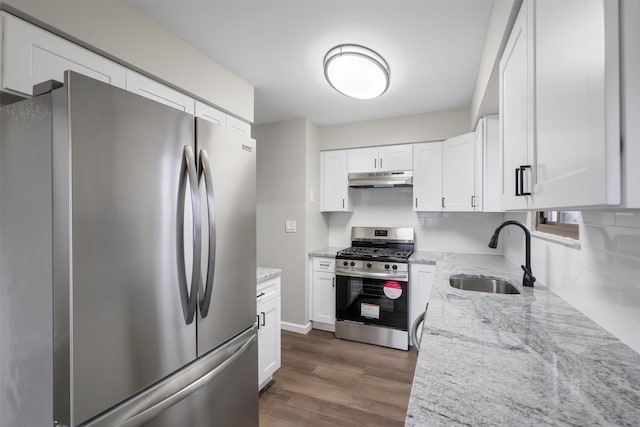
318,107,471,150
327,187,504,253
1,0,254,121
502,211,640,354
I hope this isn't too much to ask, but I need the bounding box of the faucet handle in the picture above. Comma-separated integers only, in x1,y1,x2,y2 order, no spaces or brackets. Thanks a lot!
521,265,537,286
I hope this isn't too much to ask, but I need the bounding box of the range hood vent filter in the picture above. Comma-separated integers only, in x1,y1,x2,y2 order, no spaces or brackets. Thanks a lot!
348,171,413,188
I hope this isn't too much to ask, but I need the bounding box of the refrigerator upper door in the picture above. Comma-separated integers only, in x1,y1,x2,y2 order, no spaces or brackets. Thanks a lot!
55,73,199,425
195,119,257,356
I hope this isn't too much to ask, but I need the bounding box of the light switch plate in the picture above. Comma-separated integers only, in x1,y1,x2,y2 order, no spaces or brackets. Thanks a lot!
285,220,297,233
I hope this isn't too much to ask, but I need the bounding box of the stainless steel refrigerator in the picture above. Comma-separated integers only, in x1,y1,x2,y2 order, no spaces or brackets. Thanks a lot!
0,71,258,426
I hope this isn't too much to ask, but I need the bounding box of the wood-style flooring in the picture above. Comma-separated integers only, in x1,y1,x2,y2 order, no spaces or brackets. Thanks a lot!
259,329,417,426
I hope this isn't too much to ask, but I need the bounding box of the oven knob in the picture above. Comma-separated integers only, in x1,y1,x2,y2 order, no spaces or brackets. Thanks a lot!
350,261,355,267
366,263,372,268
343,261,348,266
384,264,390,269
392,265,398,270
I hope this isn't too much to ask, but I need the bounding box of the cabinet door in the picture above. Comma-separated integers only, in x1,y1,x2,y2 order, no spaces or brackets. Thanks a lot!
227,115,252,137
442,133,475,212
533,0,620,208
409,264,435,346
480,115,503,212
258,296,281,389
379,144,412,171
1,12,126,95
312,271,335,325
195,101,227,128
413,142,443,211
347,147,379,173
125,70,195,114
499,3,531,211
321,150,350,212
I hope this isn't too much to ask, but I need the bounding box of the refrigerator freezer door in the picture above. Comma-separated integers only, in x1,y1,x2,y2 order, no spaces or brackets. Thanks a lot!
83,327,258,427
54,72,199,424
195,119,257,355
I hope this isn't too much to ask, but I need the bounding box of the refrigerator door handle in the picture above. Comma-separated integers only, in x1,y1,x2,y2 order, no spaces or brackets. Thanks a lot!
90,333,256,427
198,149,216,318
177,145,202,325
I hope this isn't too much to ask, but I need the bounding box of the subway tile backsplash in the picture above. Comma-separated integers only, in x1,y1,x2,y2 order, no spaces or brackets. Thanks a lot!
503,211,640,354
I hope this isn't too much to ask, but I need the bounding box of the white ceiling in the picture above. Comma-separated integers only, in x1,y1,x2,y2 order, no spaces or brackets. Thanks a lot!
128,1,493,126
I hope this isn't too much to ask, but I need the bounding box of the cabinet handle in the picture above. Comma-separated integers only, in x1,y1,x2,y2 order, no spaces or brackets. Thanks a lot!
256,314,260,329
260,312,266,327
374,158,377,169
519,165,532,196
441,197,445,208
415,198,418,208
380,158,382,169
256,292,266,299
515,168,520,196
471,195,476,208
342,198,345,208
332,277,335,288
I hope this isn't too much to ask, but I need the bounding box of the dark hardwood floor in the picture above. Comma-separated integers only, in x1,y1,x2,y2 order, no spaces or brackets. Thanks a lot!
259,329,417,426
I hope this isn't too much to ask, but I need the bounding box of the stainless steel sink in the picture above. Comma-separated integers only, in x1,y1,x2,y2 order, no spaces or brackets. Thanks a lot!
449,275,520,294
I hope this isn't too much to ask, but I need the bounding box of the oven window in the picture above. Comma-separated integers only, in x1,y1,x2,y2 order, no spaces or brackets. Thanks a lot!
336,275,408,330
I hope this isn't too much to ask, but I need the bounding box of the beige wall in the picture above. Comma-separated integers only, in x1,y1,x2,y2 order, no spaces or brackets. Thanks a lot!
469,0,521,128
318,107,471,150
1,0,254,121
255,119,311,327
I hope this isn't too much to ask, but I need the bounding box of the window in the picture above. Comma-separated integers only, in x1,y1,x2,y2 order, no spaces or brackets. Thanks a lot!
535,211,580,240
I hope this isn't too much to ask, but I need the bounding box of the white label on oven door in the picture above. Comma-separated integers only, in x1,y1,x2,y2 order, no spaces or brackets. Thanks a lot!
361,303,380,319
383,281,403,300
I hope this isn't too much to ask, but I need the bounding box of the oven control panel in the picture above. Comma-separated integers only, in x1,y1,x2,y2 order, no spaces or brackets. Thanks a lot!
336,259,409,278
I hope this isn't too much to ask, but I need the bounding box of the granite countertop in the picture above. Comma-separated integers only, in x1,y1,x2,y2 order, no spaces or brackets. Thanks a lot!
256,267,282,284
408,250,447,265
406,253,640,426
308,246,346,258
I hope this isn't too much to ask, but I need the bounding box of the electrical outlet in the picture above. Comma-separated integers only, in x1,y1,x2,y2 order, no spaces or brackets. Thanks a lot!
285,220,297,233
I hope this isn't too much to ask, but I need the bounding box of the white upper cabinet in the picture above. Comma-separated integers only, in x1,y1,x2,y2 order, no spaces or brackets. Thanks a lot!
226,115,252,137
533,0,620,208
1,12,126,96
321,150,351,212
125,70,195,114
413,142,443,211
477,115,502,212
347,144,412,173
499,0,621,210
499,2,533,211
195,101,227,128
442,133,476,212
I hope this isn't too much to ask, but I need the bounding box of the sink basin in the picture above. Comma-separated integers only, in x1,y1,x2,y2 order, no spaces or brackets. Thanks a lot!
449,275,520,294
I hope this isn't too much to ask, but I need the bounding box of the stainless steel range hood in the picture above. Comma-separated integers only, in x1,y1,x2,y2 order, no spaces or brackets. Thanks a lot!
348,171,413,188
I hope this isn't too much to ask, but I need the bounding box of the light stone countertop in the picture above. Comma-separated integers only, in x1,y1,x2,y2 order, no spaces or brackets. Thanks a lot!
406,253,640,426
408,250,448,265
308,247,346,258
256,267,281,284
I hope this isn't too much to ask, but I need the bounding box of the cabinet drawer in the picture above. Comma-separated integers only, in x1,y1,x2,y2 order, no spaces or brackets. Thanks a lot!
313,257,335,272
257,277,280,305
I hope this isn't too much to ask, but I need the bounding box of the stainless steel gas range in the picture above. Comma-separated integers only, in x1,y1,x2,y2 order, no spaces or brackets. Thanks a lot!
335,227,414,350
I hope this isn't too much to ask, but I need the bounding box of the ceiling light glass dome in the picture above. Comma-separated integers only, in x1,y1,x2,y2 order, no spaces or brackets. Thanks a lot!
323,44,390,100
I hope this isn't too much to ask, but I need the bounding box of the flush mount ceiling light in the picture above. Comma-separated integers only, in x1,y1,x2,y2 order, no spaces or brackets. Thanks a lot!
323,44,390,100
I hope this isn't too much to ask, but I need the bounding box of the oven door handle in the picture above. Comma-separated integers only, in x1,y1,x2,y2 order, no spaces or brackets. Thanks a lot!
336,270,408,281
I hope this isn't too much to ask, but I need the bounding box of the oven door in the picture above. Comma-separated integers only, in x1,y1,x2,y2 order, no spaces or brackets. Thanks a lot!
335,274,408,330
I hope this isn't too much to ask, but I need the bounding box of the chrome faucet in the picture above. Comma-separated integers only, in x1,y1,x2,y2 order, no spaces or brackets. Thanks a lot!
488,220,536,287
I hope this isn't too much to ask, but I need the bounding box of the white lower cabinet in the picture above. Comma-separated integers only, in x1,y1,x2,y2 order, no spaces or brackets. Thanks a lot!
257,276,281,390
409,263,436,347
311,257,336,332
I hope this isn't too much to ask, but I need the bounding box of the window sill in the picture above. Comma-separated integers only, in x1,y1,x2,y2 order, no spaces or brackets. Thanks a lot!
531,231,581,249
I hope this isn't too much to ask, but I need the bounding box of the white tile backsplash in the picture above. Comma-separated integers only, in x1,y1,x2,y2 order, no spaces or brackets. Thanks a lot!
503,211,640,354
327,187,504,253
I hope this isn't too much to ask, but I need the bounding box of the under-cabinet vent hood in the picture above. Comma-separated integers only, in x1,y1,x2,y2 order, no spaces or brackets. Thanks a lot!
348,171,413,188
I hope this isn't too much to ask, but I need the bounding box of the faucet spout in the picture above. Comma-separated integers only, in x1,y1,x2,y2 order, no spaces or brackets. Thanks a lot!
487,220,536,287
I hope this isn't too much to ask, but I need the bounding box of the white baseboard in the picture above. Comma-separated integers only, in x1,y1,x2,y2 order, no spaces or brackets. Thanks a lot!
311,321,335,333
281,321,312,334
